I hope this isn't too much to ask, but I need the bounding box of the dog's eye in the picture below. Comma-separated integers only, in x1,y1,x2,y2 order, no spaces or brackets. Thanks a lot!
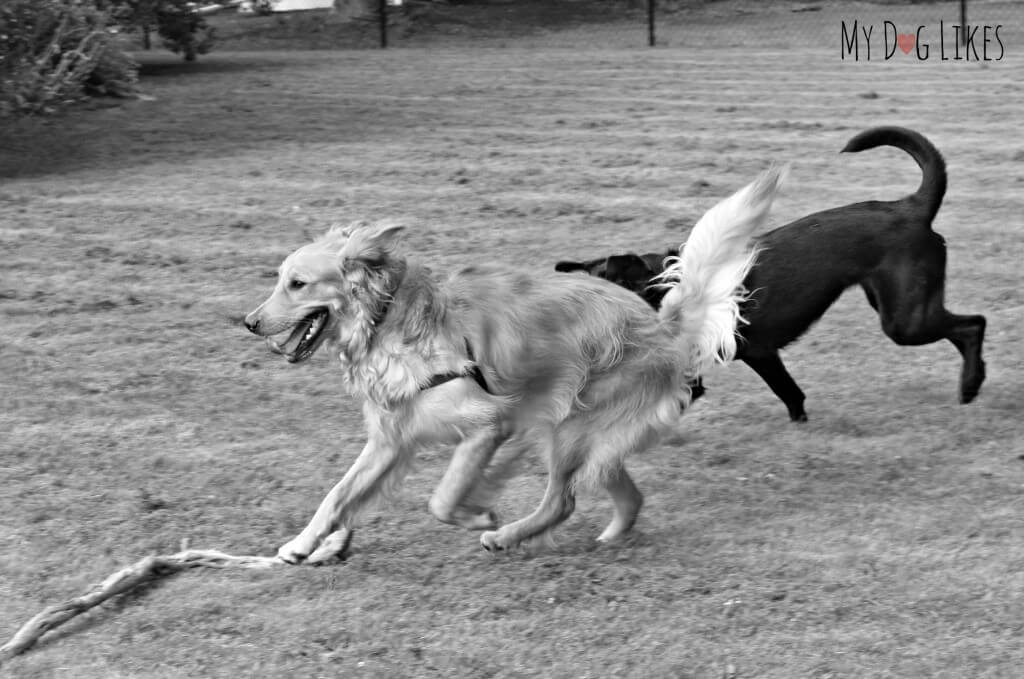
289,279,306,290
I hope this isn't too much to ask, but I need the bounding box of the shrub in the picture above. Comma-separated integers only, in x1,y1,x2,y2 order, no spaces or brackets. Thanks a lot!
0,0,139,115
108,1,216,62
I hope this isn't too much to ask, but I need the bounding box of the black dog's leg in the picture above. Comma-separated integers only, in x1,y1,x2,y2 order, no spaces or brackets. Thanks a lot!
876,306,988,403
688,377,706,403
861,238,987,404
946,314,987,403
873,303,987,404
676,378,705,413
741,353,808,422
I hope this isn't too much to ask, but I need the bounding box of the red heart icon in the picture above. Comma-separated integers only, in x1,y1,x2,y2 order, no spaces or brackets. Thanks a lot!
897,33,915,54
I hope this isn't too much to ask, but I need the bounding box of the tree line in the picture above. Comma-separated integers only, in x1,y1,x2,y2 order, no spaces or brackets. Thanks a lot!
1,0,214,115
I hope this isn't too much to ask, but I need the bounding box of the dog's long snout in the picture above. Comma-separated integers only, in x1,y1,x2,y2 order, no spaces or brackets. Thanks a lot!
243,311,262,335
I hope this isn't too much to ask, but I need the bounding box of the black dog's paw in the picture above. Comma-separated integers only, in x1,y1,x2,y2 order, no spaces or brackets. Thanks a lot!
960,359,986,404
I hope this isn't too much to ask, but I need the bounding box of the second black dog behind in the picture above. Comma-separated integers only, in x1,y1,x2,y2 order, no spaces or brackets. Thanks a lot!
556,126,987,422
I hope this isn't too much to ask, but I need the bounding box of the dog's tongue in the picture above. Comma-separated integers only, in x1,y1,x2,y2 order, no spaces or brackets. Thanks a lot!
265,337,286,355
266,320,311,357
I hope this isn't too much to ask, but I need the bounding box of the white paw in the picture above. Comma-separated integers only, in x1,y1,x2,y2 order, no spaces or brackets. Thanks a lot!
276,535,317,564
480,529,511,552
453,507,499,531
305,528,353,565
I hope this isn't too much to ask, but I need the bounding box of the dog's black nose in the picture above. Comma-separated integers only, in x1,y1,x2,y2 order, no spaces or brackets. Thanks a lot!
244,317,260,334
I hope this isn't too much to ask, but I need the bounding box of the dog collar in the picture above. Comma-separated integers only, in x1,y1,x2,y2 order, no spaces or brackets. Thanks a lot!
366,273,489,395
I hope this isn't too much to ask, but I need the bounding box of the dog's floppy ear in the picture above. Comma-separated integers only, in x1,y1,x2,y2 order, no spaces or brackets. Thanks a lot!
370,223,405,245
338,222,405,269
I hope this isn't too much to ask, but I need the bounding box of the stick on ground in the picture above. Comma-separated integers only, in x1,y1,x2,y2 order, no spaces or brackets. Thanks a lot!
0,549,282,666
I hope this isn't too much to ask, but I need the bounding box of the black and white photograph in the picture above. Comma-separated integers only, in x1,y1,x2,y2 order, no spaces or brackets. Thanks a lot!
1,0,1021,676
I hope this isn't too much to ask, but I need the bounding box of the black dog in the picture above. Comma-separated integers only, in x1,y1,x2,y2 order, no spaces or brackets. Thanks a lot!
556,126,987,422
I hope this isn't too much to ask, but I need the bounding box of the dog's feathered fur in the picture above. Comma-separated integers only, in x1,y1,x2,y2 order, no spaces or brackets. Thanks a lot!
245,168,783,563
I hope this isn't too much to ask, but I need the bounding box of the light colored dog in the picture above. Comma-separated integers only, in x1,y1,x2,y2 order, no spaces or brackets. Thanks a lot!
245,167,783,564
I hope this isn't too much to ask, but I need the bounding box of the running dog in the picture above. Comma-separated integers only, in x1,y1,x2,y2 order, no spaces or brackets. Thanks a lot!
556,126,987,422
244,168,784,564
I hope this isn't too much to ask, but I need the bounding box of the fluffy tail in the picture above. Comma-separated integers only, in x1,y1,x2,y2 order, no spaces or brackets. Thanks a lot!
658,166,786,379
841,125,947,222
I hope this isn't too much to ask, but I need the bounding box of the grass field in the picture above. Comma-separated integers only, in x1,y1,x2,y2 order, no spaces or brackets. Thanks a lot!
2,1,1023,677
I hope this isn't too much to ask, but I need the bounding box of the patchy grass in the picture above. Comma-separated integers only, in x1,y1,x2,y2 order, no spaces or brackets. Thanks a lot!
2,2,1023,677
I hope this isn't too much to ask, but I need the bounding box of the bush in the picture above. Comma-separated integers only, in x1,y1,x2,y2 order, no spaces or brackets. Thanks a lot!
108,1,216,62
0,0,139,115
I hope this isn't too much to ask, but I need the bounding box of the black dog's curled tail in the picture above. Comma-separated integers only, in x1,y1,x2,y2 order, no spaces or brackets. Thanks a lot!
840,125,947,223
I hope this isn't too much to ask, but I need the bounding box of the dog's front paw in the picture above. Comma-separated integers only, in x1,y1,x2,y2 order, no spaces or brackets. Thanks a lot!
276,535,318,565
480,529,513,552
305,528,354,565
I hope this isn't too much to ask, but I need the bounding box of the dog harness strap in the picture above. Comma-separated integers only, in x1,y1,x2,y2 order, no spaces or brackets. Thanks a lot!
464,338,490,393
421,366,489,392
421,372,462,390
468,364,489,392
421,340,490,393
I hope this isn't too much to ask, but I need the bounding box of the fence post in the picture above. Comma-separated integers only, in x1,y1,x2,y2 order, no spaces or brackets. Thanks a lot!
648,0,655,47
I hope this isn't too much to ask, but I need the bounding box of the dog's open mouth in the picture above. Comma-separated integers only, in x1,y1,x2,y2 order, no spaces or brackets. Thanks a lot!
266,308,331,363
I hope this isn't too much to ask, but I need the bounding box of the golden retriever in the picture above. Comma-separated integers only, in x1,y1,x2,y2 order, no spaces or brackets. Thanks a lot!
245,167,783,564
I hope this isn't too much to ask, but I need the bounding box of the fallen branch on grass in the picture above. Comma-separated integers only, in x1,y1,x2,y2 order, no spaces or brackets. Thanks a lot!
0,549,283,666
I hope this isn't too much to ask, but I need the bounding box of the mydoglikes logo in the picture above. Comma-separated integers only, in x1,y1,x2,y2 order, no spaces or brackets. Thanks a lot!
841,21,1005,61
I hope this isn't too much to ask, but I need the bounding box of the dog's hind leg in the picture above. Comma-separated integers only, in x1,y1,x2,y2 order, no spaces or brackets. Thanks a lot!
596,465,643,542
741,352,808,422
874,301,988,403
480,429,579,551
429,427,511,530
586,420,659,542
862,245,987,403
945,313,986,403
